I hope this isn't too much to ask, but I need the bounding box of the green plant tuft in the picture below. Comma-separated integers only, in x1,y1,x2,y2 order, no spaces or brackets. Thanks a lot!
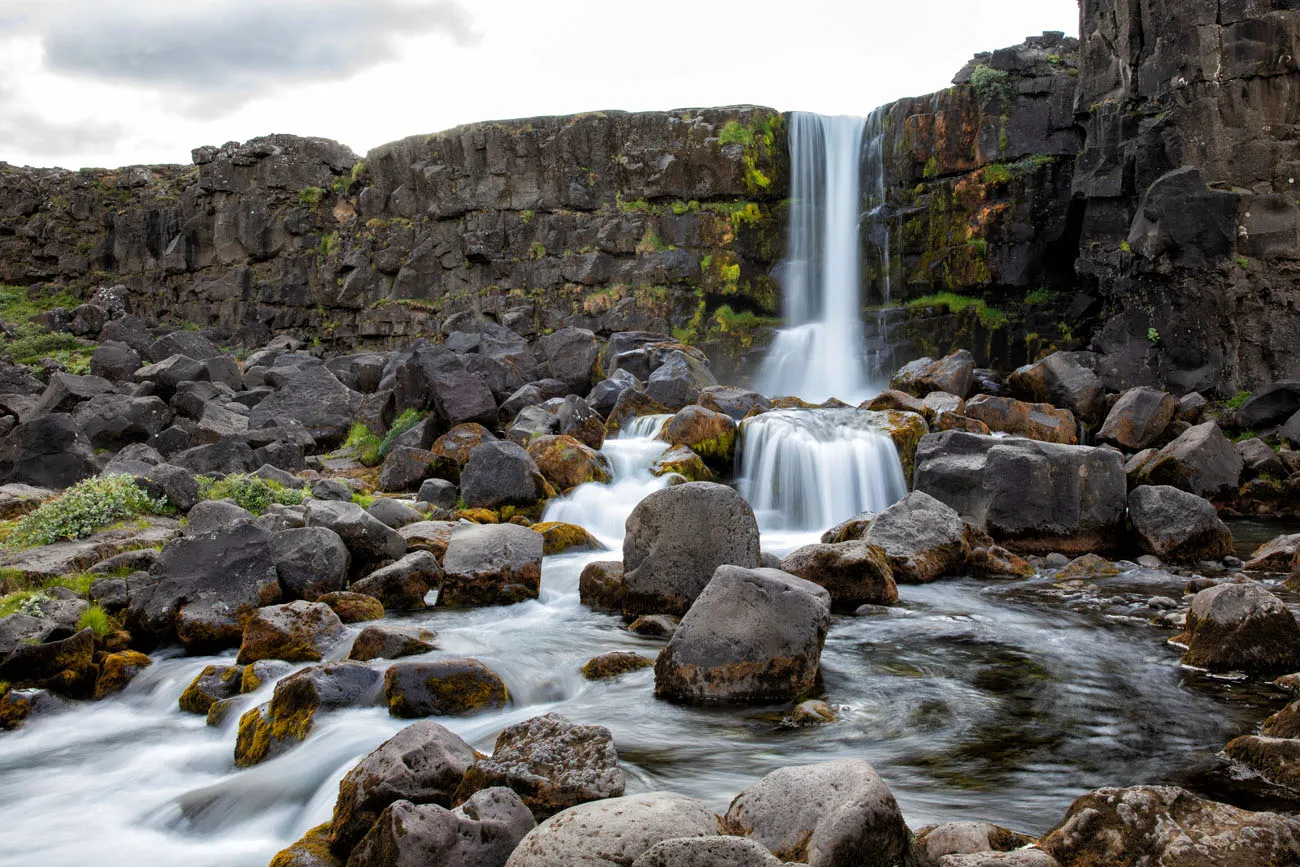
196,474,306,516
907,292,1008,330
1147,327,1160,343
298,186,325,206
971,65,1016,107
4,476,168,549
344,422,383,466
1226,390,1253,410
77,605,112,638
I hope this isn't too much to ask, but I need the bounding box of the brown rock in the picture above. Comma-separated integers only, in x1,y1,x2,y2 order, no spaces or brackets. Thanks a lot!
582,651,655,680
526,435,612,493
964,395,1078,445
383,659,509,718
318,591,385,623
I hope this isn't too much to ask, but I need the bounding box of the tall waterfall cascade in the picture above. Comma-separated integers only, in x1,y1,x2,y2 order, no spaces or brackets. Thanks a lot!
758,112,876,404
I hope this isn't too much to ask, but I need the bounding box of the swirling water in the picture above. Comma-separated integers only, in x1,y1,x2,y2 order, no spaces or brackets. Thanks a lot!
0,426,1287,866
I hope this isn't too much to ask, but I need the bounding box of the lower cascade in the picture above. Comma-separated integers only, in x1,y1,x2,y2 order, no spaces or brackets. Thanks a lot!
736,409,908,541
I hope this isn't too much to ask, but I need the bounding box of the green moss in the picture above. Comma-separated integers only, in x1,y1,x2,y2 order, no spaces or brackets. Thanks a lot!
1226,391,1253,410
378,409,428,458
298,186,325,206
520,209,535,224
923,157,940,179
319,233,339,256
528,242,547,260
907,292,1007,330
1026,287,1056,305
197,475,307,515
344,422,383,466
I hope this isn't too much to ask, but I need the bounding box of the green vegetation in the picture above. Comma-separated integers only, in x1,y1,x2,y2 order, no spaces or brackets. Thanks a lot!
319,232,339,256
1236,256,1250,269
378,409,428,458
0,284,93,373
923,157,940,179
298,186,325,206
351,493,376,509
971,65,1016,107
1226,390,1253,410
77,605,112,638
907,292,1008,330
520,209,535,224
968,238,988,260
615,193,655,214
344,422,384,466
196,474,307,516
1147,327,1160,344
1025,287,1057,305
3,476,168,550
981,155,1054,186
1119,240,1132,254
717,115,782,192
528,242,547,260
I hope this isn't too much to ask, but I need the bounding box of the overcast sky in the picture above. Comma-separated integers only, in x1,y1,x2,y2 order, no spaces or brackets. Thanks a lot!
0,0,1080,170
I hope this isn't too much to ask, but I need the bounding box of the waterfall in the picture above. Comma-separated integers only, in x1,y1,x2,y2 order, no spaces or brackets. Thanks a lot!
758,112,872,403
736,409,907,538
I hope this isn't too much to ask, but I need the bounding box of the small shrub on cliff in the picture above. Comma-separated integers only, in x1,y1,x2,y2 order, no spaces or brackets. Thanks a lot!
196,475,306,515
4,476,169,549
298,186,325,205
971,64,1015,107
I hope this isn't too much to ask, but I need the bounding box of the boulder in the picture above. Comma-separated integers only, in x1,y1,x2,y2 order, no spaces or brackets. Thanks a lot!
654,565,830,704
455,713,624,820
919,821,1035,861
171,438,259,475
1007,352,1106,424
440,522,544,608
722,759,921,867
319,591,384,623
913,432,1127,555
582,652,655,680
1128,486,1233,563
779,541,897,610
504,792,720,867
126,522,282,650
605,389,671,437
460,441,551,510
588,370,641,416
395,348,497,428
889,350,975,398
1097,387,1178,451
1223,734,1300,790
304,499,406,570
578,561,625,613
352,551,442,611
540,327,600,392
428,423,497,483
863,492,969,584
0,628,96,697
249,365,360,447
267,824,338,867
417,478,458,511
1237,381,1300,429
178,664,245,714
347,790,535,867
0,414,97,488
186,499,255,534
383,659,509,718
866,390,929,416
1136,422,1243,499
28,372,116,417
348,625,438,661
234,661,382,766
696,385,771,420
377,446,435,493
397,521,456,560
1237,437,1286,480
632,837,784,867
526,435,612,493
328,720,477,853
270,527,350,601
660,405,738,464
133,354,205,398
650,444,712,481
366,498,424,529
94,650,153,699
236,601,345,664
622,482,761,617
1175,583,1300,676
963,395,1078,445
1246,534,1300,572
1038,786,1300,867
936,853,1058,866
645,350,717,410
72,394,170,450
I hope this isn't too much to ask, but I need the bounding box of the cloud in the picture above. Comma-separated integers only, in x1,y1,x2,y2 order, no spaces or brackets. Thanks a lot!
36,0,477,110
0,86,125,162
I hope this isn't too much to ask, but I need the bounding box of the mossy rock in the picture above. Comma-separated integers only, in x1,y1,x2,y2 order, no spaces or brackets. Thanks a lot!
455,508,500,524
318,591,385,624
661,405,738,464
651,446,714,482
582,651,655,680
178,663,245,715
531,521,605,555
92,650,151,700
527,435,613,493
863,410,930,483
269,823,342,867
383,658,509,718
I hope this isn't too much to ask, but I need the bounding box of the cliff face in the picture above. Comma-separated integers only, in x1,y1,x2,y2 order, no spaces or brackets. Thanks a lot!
0,108,786,376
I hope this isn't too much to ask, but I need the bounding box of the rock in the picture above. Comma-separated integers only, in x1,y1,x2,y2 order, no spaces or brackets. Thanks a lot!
1223,734,1300,790
236,600,345,664
579,561,625,613
178,663,246,714
937,853,1059,867
235,661,382,766
249,365,360,447
529,521,603,555
0,628,96,697
964,395,1078,445
440,522,544,607
661,405,738,463
890,350,975,398
94,650,153,699
1128,486,1233,563
1137,421,1243,499
1237,437,1286,479
605,389,672,437
697,385,771,420
352,551,442,611
914,431,1128,555
1175,583,1300,675
395,348,498,428
268,823,339,867
311,479,357,502
455,713,624,820
171,438,259,475
861,492,969,584
504,792,720,867
645,350,718,410
1247,534,1300,572
347,789,535,867
526,435,612,492
622,482,761,617
240,659,292,693
1055,552,1120,580
72,394,170,450
920,822,1035,860
654,565,830,704
650,444,713,481
304,499,406,570
540,327,600,392
1238,382,1300,429
270,527,350,601
348,625,438,661
319,591,384,623
867,390,929,416
383,659,509,718
186,499,255,534
1097,387,1178,451
136,463,201,512
397,520,456,559
791,700,836,724
722,759,920,867
1038,786,1300,867
632,836,784,867
629,614,679,637
779,541,897,610
582,651,655,680
29,372,116,417
460,441,551,509
0,414,97,488
1007,351,1106,424
417,478,458,511
328,720,478,853
377,446,434,493
965,546,1035,579
127,522,282,650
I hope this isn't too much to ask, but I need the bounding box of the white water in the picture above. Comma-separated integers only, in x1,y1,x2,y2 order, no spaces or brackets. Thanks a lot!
737,409,908,555
759,112,874,403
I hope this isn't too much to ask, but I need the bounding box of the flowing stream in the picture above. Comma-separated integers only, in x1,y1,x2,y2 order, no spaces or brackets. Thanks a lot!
0,426,1286,867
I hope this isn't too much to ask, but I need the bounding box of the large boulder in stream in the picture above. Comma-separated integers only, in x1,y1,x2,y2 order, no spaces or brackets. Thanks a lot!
622,482,761,617
1134,421,1243,499
780,541,897,609
1174,583,1300,676
862,491,969,584
722,759,923,867
460,441,551,509
654,565,830,704
1127,485,1233,563
1038,786,1300,866
913,431,1127,555
347,789,535,867
439,522,544,607
236,600,345,664
235,661,382,766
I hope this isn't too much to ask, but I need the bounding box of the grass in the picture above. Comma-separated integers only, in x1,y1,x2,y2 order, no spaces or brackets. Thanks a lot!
344,422,384,467
378,409,428,458
196,475,307,515
0,284,94,373
0,573,100,617
971,64,1015,107
77,605,112,638
1026,287,1057,305
907,292,1008,330
1226,391,1253,410
3,477,168,550
298,186,325,206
